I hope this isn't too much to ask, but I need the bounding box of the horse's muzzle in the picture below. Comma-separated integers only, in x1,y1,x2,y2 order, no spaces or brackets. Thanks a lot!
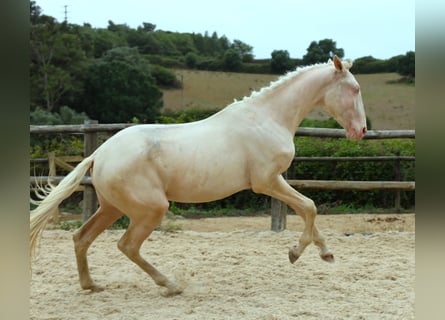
346,126,367,140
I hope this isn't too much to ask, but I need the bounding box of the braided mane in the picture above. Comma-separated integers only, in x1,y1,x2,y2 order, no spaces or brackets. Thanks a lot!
238,59,352,103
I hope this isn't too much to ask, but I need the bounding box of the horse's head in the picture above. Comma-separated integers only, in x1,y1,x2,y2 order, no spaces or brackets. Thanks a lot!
322,55,367,140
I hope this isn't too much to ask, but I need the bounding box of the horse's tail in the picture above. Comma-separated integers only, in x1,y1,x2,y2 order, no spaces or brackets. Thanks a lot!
30,153,96,263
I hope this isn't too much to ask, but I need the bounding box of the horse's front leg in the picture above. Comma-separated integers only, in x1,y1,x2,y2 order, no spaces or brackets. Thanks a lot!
257,175,334,263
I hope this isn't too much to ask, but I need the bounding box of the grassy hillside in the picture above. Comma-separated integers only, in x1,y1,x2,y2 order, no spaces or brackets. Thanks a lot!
161,70,415,130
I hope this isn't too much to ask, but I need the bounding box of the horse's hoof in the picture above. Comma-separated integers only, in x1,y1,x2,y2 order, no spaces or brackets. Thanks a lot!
84,284,105,292
288,248,300,264
321,253,335,263
161,284,184,297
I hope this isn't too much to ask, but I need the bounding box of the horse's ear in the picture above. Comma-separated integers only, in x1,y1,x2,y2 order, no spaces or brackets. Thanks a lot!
333,55,343,71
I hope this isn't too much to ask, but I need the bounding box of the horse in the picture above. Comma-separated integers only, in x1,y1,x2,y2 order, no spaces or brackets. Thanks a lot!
30,55,367,296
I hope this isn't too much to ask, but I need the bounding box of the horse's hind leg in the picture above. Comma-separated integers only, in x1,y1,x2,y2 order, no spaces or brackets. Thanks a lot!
117,201,183,296
73,202,124,291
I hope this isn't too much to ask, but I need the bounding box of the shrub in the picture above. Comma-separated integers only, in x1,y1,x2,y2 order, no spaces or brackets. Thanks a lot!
290,137,415,210
151,65,182,88
30,106,89,174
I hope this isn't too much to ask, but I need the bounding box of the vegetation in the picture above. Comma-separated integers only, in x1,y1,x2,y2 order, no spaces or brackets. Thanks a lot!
351,52,415,82
291,137,415,212
270,50,295,74
302,39,344,66
82,47,163,123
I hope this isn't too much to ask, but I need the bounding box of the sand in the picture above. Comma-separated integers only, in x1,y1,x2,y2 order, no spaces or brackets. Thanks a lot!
30,214,414,320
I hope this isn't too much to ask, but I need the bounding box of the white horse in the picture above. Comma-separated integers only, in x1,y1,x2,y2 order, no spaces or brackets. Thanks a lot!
30,56,367,295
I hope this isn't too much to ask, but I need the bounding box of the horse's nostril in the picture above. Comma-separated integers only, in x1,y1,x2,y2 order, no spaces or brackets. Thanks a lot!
362,127,367,134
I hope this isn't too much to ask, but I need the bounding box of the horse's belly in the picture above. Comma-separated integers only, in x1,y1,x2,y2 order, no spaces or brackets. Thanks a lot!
164,166,249,203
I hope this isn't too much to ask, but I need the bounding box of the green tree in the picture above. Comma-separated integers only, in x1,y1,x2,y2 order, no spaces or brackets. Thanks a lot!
185,52,198,68
30,2,88,111
92,28,125,58
397,51,415,78
270,50,294,74
231,39,254,62
351,56,385,74
107,20,131,44
82,47,162,123
139,22,156,32
223,48,242,71
302,39,344,65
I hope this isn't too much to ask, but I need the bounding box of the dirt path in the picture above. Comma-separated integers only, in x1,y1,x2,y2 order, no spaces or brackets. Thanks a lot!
30,214,414,320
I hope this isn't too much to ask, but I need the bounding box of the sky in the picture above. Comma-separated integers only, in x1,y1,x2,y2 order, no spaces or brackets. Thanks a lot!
36,0,415,60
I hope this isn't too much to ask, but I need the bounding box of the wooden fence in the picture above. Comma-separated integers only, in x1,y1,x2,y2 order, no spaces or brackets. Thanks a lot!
30,120,415,229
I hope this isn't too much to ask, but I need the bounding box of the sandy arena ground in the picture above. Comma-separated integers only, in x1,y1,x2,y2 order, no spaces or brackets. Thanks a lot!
30,214,414,320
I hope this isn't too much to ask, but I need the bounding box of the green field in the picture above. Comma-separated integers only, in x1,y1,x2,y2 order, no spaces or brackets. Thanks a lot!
162,70,415,130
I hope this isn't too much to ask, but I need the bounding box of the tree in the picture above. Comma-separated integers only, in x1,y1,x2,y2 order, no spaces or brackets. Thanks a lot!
397,51,415,78
30,2,88,111
82,47,163,123
302,39,344,65
231,39,254,62
223,48,242,71
139,22,156,32
270,50,294,74
93,28,125,58
185,52,198,68
351,56,387,74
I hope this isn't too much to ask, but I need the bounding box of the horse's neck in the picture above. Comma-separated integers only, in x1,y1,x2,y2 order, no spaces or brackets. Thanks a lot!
250,66,331,134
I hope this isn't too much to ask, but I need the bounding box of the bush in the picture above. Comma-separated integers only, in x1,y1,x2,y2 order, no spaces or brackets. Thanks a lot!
185,52,198,68
82,47,163,123
30,106,89,163
151,65,182,88
290,137,415,211
351,56,391,74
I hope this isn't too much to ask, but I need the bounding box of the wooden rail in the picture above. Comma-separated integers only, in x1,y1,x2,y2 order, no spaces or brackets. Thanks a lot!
30,121,415,229
29,123,134,134
287,179,415,190
295,127,415,139
30,123,415,139
31,177,416,191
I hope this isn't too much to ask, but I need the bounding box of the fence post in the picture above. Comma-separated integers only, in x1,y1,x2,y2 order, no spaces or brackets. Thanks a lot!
47,152,59,223
271,171,288,231
394,151,401,212
82,119,98,222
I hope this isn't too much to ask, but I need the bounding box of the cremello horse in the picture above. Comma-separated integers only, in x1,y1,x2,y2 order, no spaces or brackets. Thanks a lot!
30,56,367,295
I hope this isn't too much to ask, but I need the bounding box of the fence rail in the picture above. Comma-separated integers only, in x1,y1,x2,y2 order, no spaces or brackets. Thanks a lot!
287,179,415,190
295,127,415,139
31,123,415,139
30,121,415,229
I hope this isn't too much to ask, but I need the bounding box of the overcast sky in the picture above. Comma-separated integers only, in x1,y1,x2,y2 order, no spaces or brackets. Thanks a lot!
36,0,415,60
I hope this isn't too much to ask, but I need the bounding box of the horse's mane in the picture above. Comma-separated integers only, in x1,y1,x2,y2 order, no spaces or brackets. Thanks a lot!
237,59,353,103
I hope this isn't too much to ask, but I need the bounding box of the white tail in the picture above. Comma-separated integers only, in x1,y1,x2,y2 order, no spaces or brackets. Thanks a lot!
30,154,95,262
